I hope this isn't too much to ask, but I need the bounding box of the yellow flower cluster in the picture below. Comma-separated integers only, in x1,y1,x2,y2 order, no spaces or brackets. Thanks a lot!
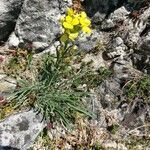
60,8,91,42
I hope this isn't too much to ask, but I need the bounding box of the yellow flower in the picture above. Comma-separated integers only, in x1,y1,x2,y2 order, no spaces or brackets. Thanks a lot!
4,107,13,114
69,32,78,41
82,26,91,33
63,15,74,29
80,18,91,27
63,22,73,29
60,7,92,42
66,16,72,23
72,18,79,25
67,8,74,16
81,12,87,18
74,14,80,18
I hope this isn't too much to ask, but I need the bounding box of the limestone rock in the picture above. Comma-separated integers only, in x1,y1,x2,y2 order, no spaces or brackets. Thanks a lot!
121,99,149,129
0,0,24,41
101,6,130,29
84,0,121,17
7,32,20,48
106,37,128,59
14,0,72,51
103,141,128,150
76,30,102,52
0,110,45,150
0,75,16,93
139,32,150,55
98,77,122,109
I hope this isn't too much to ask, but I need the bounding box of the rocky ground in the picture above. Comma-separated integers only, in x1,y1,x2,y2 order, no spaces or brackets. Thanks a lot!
0,0,150,150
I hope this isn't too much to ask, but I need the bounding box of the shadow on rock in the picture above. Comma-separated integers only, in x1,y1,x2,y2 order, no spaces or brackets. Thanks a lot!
0,146,20,150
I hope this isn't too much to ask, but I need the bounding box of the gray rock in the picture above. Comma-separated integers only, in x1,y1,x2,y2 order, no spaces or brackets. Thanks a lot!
139,7,150,22
14,0,72,51
98,77,122,109
103,141,127,150
101,4,149,51
120,7,150,49
132,52,150,73
0,110,45,150
132,32,150,73
92,12,106,25
121,99,149,129
84,0,126,25
112,58,134,79
84,91,107,128
7,32,20,47
101,6,130,29
32,41,49,52
84,0,120,16
0,146,19,150
124,20,147,48
0,0,24,41
109,6,129,21
101,19,115,30
76,30,102,52
97,56,142,109
0,74,7,80
106,37,128,59
140,39,150,54
0,75,16,93
139,32,150,55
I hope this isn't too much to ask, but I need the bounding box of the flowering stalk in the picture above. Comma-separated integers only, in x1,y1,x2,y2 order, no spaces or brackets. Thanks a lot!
55,8,92,69
9,8,93,127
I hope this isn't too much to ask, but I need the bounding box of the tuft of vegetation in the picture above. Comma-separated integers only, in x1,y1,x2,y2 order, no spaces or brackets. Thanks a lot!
10,53,93,127
107,124,120,134
123,75,150,103
91,142,102,150
71,65,112,90
8,8,95,127
0,100,16,120
3,48,33,77
125,136,150,150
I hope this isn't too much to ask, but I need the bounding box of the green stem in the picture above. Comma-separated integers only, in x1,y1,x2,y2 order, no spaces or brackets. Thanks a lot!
55,41,70,69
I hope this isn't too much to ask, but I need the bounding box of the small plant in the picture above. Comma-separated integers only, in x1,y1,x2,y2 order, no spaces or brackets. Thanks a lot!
0,99,16,120
72,66,112,90
123,75,150,102
10,8,94,127
91,142,102,150
3,48,33,77
107,124,120,134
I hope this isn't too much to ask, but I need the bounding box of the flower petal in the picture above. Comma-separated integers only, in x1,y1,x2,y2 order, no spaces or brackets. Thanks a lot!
72,18,79,25
80,18,91,26
66,16,72,23
67,8,74,16
81,12,87,18
82,26,91,33
63,22,73,29
69,32,78,41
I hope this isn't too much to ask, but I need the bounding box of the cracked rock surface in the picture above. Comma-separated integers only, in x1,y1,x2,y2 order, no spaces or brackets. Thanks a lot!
0,110,45,150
